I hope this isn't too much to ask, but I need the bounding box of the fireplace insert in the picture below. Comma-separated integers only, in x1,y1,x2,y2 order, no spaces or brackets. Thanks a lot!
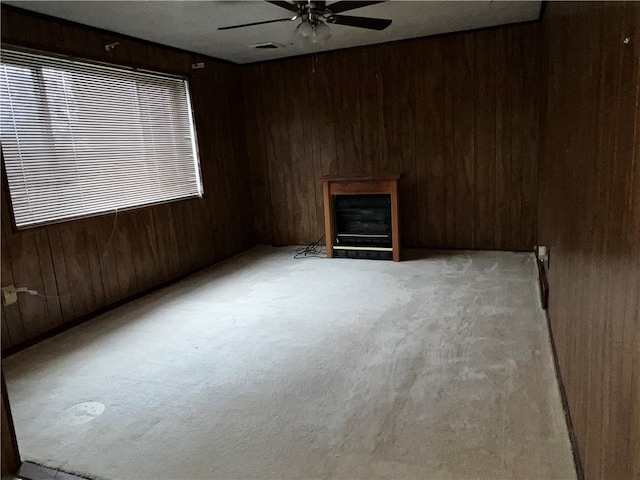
333,194,392,260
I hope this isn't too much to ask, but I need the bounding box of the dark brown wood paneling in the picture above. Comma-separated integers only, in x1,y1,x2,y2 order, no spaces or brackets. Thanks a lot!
1,231,25,349
495,27,513,251
509,26,524,251
0,6,254,351
442,36,457,249
473,30,497,250
539,2,640,479
244,66,273,246
3,227,50,340
520,23,541,251
243,24,542,250
453,34,476,249
418,37,447,248
1,374,20,476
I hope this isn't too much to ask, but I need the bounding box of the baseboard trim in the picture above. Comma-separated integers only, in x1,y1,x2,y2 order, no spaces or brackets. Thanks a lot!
536,257,585,480
18,461,92,480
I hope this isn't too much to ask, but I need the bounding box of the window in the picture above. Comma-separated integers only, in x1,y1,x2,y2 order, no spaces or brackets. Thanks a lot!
0,48,202,229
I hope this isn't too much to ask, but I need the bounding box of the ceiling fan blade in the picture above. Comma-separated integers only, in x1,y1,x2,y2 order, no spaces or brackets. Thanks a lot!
327,1,386,14
329,14,392,30
218,17,296,30
266,1,300,13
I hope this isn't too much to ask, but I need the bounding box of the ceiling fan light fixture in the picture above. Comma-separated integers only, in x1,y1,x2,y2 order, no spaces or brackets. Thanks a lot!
311,20,331,44
296,21,313,38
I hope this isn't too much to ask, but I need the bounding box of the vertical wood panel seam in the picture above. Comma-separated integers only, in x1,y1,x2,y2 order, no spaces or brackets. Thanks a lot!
519,32,525,250
33,233,56,331
471,34,476,248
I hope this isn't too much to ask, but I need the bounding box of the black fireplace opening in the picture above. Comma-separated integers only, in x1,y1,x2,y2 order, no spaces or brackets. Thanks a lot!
333,194,392,259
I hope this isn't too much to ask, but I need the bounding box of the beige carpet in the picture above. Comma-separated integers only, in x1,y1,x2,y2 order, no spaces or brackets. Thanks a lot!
3,247,576,480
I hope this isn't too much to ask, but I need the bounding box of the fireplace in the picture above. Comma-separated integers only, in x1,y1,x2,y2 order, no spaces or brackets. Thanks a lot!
321,175,401,261
334,194,392,255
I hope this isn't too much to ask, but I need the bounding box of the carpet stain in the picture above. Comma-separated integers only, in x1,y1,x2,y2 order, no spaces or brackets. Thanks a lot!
61,402,105,426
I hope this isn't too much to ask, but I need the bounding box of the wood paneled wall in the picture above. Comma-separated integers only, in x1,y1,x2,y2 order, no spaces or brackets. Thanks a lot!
1,373,20,475
243,23,542,250
539,2,640,479
0,7,254,350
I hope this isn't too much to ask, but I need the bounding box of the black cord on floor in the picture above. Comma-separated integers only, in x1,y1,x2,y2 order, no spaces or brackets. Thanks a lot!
292,235,326,259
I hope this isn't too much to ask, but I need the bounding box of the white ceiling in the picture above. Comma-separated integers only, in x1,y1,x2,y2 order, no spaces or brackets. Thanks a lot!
5,1,542,64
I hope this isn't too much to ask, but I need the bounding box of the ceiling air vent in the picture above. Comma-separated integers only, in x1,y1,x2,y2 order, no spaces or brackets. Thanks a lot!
251,42,284,50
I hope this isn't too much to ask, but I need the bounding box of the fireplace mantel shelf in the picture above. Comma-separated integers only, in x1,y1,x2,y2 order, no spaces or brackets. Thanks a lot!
320,174,401,182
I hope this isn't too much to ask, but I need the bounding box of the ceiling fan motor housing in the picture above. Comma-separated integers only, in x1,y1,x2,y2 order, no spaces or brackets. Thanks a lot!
298,1,334,24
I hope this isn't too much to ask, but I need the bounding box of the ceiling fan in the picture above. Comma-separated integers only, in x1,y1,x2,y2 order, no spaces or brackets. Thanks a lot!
219,1,392,44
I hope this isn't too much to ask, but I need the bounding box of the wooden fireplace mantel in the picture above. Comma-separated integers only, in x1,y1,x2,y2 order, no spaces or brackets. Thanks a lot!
321,174,401,261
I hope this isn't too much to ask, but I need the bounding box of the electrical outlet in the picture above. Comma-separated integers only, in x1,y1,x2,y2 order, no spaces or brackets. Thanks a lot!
537,245,550,267
1,285,18,305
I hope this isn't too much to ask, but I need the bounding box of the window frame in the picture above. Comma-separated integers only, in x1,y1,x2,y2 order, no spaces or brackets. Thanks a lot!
0,45,204,233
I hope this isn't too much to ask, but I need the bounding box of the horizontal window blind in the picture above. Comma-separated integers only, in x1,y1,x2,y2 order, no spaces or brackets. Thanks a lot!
0,48,203,229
